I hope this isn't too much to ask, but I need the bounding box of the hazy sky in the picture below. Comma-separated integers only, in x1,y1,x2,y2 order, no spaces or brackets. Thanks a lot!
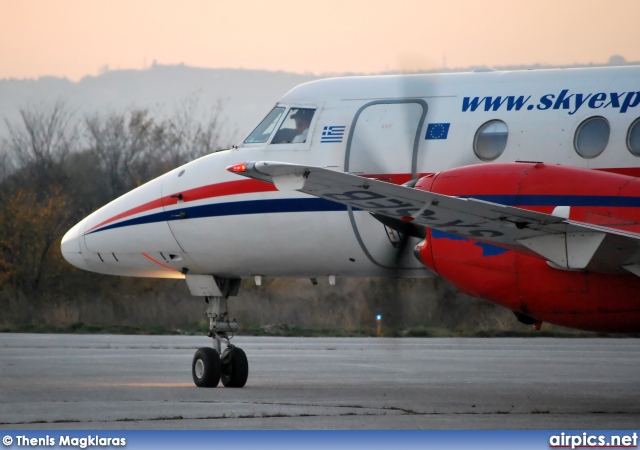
1,0,639,80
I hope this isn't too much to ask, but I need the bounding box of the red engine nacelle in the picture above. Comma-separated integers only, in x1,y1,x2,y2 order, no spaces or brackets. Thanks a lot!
414,163,640,333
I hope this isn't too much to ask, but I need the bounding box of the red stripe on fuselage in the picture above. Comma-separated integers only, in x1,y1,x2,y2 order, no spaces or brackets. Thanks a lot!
84,168,640,234
86,198,166,233
86,179,277,233
84,174,421,234
160,179,278,207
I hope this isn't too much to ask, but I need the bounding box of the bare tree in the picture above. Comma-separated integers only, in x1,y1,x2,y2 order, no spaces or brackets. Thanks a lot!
3,101,76,195
153,93,232,169
85,109,154,198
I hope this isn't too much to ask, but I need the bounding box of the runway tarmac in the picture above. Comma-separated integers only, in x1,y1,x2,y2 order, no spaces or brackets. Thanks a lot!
0,334,638,429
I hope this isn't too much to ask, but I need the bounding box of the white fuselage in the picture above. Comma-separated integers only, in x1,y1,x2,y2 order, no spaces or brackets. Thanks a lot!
62,66,640,280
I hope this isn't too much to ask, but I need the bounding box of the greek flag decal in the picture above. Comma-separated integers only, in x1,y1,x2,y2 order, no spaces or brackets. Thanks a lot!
321,126,346,143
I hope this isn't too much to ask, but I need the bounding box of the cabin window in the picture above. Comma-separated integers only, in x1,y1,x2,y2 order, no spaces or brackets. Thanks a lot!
271,108,316,144
627,118,640,156
574,116,609,159
244,107,285,144
473,120,508,161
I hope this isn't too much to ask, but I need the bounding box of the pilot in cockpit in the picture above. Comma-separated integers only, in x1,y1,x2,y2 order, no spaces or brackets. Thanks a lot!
270,108,315,144
291,109,313,143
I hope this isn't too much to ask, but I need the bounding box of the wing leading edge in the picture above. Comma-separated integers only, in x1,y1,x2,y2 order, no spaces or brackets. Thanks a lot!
230,161,640,275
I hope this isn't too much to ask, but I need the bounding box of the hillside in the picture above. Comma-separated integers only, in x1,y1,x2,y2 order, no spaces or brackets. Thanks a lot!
2,55,635,142
0,64,321,142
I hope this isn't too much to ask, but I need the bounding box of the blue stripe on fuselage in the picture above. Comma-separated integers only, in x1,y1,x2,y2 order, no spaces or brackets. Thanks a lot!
86,198,348,235
86,194,640,235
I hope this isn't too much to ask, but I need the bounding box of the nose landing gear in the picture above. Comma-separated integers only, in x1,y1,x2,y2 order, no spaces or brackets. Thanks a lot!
190,277,248,388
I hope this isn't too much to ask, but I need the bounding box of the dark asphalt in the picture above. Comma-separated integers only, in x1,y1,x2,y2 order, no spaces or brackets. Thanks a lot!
0,335,638,429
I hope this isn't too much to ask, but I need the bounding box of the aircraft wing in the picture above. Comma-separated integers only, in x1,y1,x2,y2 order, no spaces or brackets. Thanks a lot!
231,161,640,275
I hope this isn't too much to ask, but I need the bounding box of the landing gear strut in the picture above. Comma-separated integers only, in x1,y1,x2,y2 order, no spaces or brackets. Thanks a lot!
191,277,248,388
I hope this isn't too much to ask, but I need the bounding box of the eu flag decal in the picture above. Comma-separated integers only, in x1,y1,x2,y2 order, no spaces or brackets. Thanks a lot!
425,123,450,140
321,125,346,143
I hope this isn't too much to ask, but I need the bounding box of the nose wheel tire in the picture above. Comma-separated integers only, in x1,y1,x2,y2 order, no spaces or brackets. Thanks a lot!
192,347,221,388
220,346,249,388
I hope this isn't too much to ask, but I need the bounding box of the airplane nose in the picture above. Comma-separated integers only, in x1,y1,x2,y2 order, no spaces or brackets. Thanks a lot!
61,220,89,271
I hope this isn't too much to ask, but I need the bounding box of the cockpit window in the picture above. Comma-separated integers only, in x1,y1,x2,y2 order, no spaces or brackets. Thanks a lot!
271,108,316,144
244,107,285,144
